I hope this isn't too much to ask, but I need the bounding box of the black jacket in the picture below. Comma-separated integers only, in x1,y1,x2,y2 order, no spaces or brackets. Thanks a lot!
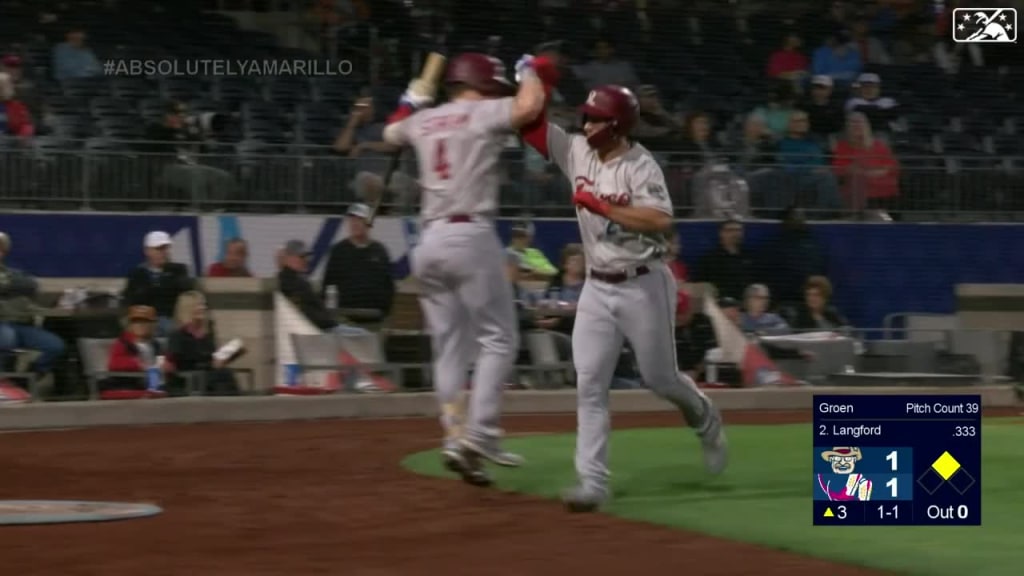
799,98,845,139
692,246,757,301
320,239,395,316
168,324,218,371
791,304,849,331
122,262,195,318
278,266,337,331
675,313,717,372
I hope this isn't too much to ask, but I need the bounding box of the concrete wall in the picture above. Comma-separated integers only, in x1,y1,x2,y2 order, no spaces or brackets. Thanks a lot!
1,386,1017,431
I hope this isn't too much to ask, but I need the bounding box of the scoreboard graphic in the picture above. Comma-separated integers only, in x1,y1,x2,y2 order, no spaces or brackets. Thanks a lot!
813,395,981,526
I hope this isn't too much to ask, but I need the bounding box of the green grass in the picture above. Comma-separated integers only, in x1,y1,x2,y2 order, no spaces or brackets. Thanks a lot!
403,419,1024,576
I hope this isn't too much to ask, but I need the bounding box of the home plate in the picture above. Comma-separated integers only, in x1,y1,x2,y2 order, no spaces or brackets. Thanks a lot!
0,500,163,525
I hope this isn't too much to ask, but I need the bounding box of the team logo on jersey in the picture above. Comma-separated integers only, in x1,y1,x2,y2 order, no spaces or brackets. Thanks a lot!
647,182,667,200
952,8,1016,43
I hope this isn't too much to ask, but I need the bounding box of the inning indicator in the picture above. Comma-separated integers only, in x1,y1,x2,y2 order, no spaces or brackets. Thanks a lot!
813,394,981,526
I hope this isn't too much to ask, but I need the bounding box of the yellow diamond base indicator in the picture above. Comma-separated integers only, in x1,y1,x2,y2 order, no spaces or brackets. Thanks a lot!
823,507,835,518
931,451,962,480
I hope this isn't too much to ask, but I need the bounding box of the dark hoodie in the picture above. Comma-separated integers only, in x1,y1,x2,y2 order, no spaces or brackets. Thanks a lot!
762,209,828,306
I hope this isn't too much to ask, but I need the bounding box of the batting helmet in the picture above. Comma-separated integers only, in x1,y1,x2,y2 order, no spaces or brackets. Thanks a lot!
444,53,515,97
579,85,639,149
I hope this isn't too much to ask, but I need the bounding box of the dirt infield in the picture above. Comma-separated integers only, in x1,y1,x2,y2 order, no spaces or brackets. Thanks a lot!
1,407,1019,576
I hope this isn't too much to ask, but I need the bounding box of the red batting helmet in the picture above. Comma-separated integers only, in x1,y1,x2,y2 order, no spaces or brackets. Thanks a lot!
579,85,639,149
444,53,515,97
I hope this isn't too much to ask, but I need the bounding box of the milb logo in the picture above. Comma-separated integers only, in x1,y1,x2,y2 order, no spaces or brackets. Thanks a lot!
951,8,1016,43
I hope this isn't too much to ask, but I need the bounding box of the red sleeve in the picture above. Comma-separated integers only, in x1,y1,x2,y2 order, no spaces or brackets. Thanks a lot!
7,101,34,137
387,102,414,125
831,143,852,175
108,339,143,372
207,263,225,277
517,57,562,158
520,113,551,158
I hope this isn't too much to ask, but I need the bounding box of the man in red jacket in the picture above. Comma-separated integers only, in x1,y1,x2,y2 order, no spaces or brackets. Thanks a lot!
0,71,33,137
107,305,176,393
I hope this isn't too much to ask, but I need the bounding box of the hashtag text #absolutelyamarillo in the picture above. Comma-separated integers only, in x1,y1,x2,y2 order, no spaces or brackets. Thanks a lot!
103,59,354,77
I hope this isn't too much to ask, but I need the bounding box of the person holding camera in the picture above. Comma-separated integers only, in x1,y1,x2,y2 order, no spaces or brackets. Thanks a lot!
333,90,415,208
145,101,236,205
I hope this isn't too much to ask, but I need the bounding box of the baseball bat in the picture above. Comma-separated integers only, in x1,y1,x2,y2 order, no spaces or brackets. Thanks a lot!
366,52,447,226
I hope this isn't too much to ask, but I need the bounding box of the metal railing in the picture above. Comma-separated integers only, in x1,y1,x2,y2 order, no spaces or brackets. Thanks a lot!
1,140,1021,217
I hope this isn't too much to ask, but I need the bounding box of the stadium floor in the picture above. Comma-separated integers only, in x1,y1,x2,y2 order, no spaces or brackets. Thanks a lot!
3,408,1020,575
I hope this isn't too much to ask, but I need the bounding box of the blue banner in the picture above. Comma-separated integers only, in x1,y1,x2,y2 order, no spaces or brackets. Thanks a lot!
1,213,1021,329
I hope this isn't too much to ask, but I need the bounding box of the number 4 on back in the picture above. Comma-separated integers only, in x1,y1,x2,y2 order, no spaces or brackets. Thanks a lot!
434,139,451,180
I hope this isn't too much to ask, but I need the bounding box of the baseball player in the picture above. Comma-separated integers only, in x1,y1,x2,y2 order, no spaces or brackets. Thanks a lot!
382,53,551,486
516,59,729,512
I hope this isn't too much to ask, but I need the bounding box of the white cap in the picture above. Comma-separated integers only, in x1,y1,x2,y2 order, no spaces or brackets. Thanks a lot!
345,203,372,220
144,230,172,248
856,72,880,85
810,75,833,87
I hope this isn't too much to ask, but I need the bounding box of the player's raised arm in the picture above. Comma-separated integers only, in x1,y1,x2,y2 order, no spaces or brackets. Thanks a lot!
515,54,572,173
508,57,548,129
382,75,438,146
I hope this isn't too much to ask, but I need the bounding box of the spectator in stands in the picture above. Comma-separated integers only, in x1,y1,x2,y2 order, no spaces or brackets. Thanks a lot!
106,305,175,393
632,84,683,153
734,113,776,171
751,81,797,140
0,72,34,137
549,243,586,304
123,231,196,337
277,239,367,336
811,30,862,86
761,206,828,309
674,290,717,381
523,144,568,205
850,18,892,65
538,243,586,335
671,111,718,168
774,110,842,213
206,238,252,278
146,101,236,203
740,284,791,336
665,228,687,287
535,40,588,106
573,37,639,90
506,251,556,338
692,219,757,301
766,32,809,83
321,204,395,325
51,27,101,81
0,232,64,391
844,73,899,132
333,89,407,205
832,112,900,210
507,221,557,281
791,276,850,332
799,75,844,140
2,55,41,126
167,291,240,396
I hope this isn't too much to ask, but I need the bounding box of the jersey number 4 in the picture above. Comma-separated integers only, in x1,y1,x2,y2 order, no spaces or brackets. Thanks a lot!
433,139,451,180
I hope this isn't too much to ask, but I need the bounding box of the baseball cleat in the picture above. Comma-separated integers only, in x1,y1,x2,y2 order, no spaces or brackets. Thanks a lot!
696,399,729,476
460,439,526,468
441,448,493,487
561,484,607,513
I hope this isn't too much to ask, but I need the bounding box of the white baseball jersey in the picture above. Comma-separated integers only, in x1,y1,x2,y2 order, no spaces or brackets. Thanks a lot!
547,123,672,271
388,98,515,222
